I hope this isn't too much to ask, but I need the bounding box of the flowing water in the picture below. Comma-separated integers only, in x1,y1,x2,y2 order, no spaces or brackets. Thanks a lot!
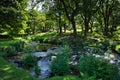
8,42,120,78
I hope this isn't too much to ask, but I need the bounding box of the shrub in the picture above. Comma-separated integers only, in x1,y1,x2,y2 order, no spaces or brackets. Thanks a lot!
5,46,16,57
79,56,118,80
33,36,44,42
51,45,71,75
0,46,9,56
24,46,36,53
100,40,117,51
34,65,40,76
11,41,25,52
51,55,70,75
23,54,37,69
101,39,110,50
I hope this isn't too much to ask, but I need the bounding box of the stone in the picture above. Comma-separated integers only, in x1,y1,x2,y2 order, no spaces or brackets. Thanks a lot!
33,52,48,58
51,56,56,61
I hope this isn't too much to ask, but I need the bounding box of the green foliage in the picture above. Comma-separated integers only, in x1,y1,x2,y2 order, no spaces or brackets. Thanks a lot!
32,32,62,44
23,54,37,68
5,46,16,57
26,10,46,34
24,45,36,53
100,39,110,50
45,75,80,80
0,46,8,55
34,65,40,75
0,0,28,35
0,40,25,56
51,45,71,75
100,39,119,53
11,41,25,52
0,57,36,80
51,54,70,75
115,44,120,54
79,56,118,80
80,73,96,80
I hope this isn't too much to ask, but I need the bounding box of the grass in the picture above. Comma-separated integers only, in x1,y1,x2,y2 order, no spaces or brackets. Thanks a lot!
0,40,16,47
0,40,17,57
0,57,36,80
0,39,26,47
45,76,80,80
0,32,119,80
0,57,80,80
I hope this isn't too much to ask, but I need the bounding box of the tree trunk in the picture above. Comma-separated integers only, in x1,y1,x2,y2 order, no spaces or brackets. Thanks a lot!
63,23,66,33
60,0,77,36
71,17,77,36
58,16,62,34
103,17,109,36
84,17,89,36
110,17,117,37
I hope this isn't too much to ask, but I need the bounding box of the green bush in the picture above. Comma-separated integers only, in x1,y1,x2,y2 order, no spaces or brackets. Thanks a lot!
79,56,118,80
11,41,25,52
100,40,116,50
23,54,37,69
51,46,71,75
0,46,8,56
5,46,16,57
0,46,2,52
33,36,44,42
34,65,40,76
24,45,36,53
51,55,70,75
101,39,110,50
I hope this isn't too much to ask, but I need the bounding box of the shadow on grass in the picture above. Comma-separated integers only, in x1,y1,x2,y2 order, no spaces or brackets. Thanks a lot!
0,57,35,80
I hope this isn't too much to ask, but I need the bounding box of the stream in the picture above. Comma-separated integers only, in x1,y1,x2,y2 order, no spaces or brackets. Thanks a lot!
8,41,61,78
8,42,120,78
38,58,51,78
31,47,61,78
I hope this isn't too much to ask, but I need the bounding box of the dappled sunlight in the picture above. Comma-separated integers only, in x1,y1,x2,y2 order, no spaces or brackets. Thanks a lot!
3,66,12,71
0,57,33,80
116,45,120,51
0,0,119,79
63,76,79,80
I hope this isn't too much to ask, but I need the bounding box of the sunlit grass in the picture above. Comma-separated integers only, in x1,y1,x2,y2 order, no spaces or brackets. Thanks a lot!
45,75,80,80
0,57,39,80
0,57,80,80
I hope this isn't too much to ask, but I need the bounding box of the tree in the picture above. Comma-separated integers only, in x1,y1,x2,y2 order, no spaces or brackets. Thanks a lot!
79,0,100,36
99,0,119,37
26,10,46,34
59,0,81,36
0,0,28,35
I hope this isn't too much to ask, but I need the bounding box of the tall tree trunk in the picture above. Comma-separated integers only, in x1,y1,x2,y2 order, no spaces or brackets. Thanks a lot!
104,17,109,36
58,15,62,34
71,17,77,36
84,17,89,36
90,21,93,33
110,17,117,37
63,23,66,33
60,0,77,36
